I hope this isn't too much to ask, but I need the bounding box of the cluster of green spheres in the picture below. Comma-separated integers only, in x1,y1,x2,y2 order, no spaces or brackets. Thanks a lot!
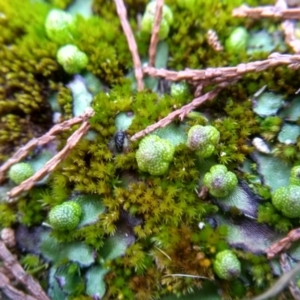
45,9,88,74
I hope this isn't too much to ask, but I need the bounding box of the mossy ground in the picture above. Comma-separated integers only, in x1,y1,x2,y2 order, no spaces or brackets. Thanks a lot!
0,0,299,299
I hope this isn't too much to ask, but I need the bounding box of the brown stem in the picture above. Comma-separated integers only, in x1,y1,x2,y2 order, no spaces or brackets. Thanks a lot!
114,0,144,91
148,0,164,67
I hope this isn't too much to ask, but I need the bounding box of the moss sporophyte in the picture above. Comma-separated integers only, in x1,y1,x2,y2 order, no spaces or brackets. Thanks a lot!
2,0,300,299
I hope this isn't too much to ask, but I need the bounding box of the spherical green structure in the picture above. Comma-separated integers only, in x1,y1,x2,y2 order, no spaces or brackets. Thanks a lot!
141,14,170,40
56,45,89,74
213,250,241,280
272,185,300,218
187,125,220,158
203,165,238,198
45,9,75,44
225,26,249,54
49,201,82,231
8,162,34,185
136,135,175,176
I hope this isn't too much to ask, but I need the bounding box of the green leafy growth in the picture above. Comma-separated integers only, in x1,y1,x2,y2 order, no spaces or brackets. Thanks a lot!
253,152,292,192
258,202,292,232
253,92,284,117
259,116,282,141
54,263,85,296
86,265,108,299
278,123,300,144
40,232,95,267
213,99,259,164
73,194,106,227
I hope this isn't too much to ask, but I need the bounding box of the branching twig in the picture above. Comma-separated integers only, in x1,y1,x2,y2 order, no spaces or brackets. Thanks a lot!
130,82,230,141
7,109,93,201
143,53,300,83
280,253,300,300
148,0,164,67
0,272,38,300
249,261,300,300
0,108,94,184
266,227,300,259
114,0,144,91
233,4,300,19
0,240,50,300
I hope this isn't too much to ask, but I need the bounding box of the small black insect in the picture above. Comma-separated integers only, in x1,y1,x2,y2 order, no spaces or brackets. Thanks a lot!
114,131,126,153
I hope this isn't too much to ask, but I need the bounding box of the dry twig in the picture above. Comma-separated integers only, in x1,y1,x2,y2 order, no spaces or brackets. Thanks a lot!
148,0,164,67
130,82,230,141
233,4,300,19
143,53,300,83
114,0,144,91
7,109,93,201
250,261,300,300
280,253,300,300
0,272,38,300
266,227,300,259
0,240,49,300
206,29,224,52
0,108,94,184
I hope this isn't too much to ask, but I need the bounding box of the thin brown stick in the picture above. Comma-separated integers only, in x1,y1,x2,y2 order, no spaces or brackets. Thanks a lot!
266,227,300,259
148,0,164,67
0,240,50,300
143,53,300,83
0,272,38,300
130,82,230,141
0,108,94,184
280,253,300,300
206,29,224,52
114,0,144,91
7,112,92,201
233,4,300,19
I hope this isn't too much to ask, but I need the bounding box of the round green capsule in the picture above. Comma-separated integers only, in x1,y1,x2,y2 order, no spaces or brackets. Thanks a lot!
49,201,82,231
8,162,34,185
213,250,241,280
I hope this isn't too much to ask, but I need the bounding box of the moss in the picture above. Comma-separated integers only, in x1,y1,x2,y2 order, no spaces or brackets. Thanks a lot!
212,99,259,165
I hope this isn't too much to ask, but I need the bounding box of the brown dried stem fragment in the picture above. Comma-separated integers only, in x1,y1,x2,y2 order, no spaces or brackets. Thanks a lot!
143,53,300,83
280,253,300,300
0,272,38,300
206,29,224,52
148,0,164,67
7,109,93,201
233,4,300,19
130,82,230,141
0,108,94,184
114,0,144,91
0,240,50,300
266,227,300,259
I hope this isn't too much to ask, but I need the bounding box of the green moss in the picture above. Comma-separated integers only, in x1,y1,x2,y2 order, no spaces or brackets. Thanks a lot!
212,99,259,165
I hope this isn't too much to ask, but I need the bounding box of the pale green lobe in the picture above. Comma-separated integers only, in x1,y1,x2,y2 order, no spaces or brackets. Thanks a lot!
8,162,34,185
45,9,75,44
225,26,249,53
49,201,82,231
290,166,300,186
203,165,238,198
141,13,170,40
213,250,241,280
272,185,300,218
136,135,175,176
187,125,220,158
57,45,88,74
